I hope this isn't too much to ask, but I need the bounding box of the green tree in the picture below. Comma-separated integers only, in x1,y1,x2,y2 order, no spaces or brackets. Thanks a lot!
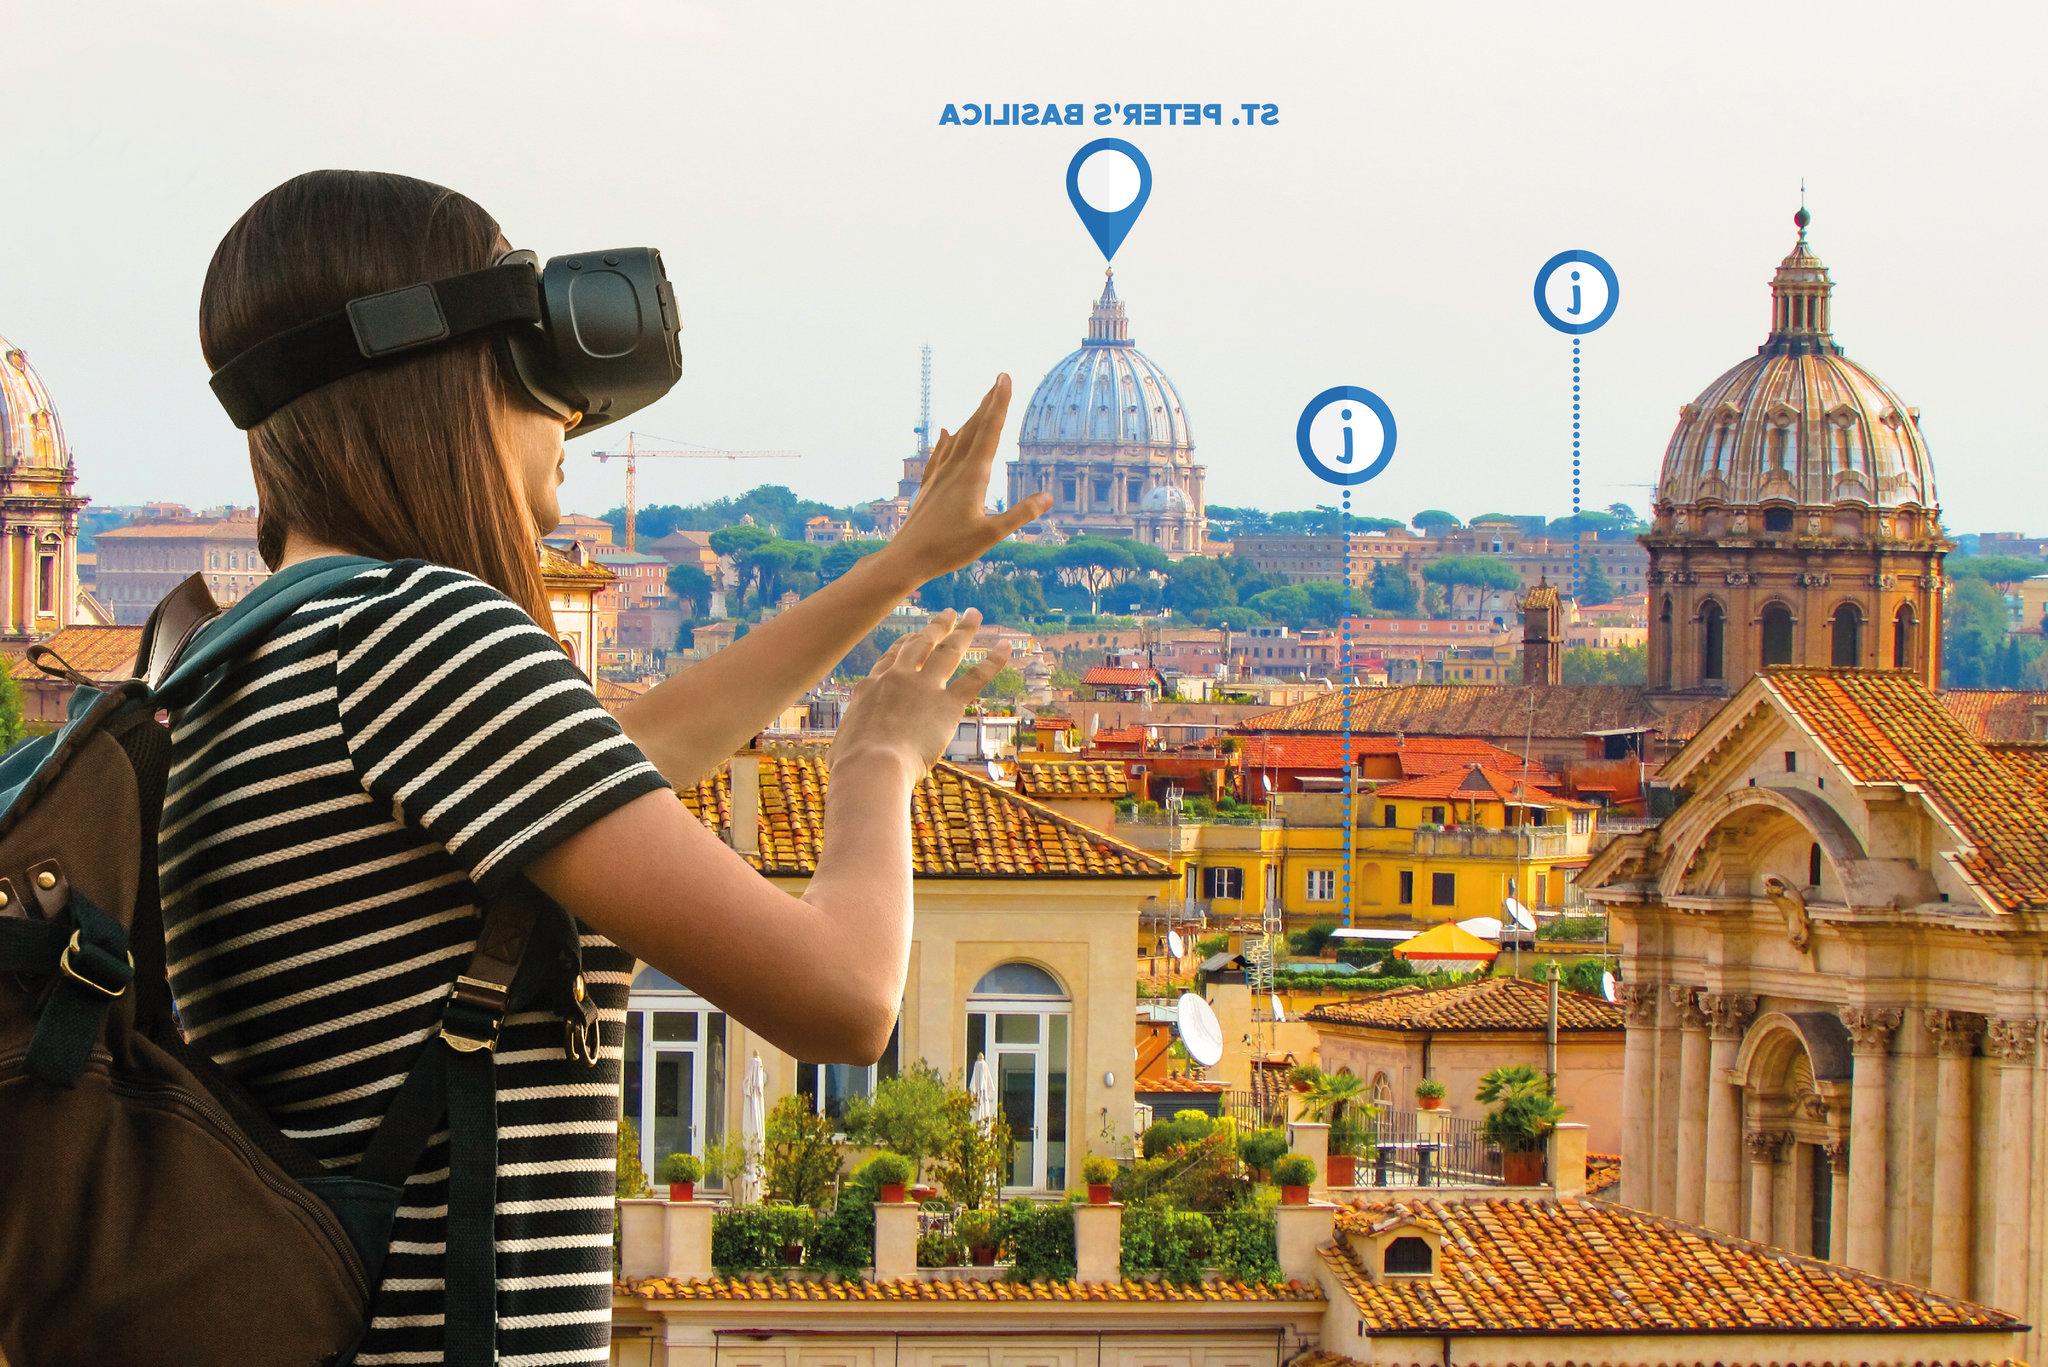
1244,584,1312,629
981,666,1026,702
1423,556,1522,591
1165,556,1234,615
1578,556,1615,605
708,523,776,559
1412,509,1461,533
666,561,713,615
763,1094,843,1208
821,538,888,583
1370,562,1419,615
1949,555,2044,587
840,1061,952,1179
1546,510,1621,538
0,668,24,751
1562,643,1647,685
739,539,821,609
1056,537,1140,615
1606,502,1644,528
1943,580,2012,686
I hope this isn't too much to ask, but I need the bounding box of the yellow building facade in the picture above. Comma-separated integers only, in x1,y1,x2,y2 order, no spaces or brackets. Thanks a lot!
1118,771,1597,928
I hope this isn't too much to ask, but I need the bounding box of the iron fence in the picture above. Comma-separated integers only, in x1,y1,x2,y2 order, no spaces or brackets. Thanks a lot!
1221,1088,1286,1132
1357,1107,1505,1187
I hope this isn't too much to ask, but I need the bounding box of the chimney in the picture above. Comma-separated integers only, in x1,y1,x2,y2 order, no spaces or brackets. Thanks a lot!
729,751,762,857
1550,1122,1589,1197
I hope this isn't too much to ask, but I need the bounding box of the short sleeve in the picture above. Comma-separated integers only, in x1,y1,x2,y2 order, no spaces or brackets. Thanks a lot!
333,561,672,898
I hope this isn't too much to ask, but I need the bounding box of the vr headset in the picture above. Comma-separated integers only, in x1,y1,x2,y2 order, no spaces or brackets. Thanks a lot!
208,247,682,435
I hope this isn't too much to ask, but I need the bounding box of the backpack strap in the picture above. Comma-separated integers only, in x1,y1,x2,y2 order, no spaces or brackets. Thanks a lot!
152,555,385,710
136,573,223,690
348,882,551,1367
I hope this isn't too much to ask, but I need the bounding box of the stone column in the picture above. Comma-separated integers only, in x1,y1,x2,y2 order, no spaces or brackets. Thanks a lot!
1746,1131,1788,1245
1841,1006,1902,1276
1073,1203,1123,1283
1653,986,1685,1213
1700,992,1755,1234
1619,982,1661,1209
1925,1008,1983,1299
1824,1138,1851,1263
1674,987,1712,1224
1987,1018,2039,1317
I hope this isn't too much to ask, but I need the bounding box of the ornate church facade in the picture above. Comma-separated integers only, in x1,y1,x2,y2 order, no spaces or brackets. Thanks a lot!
0,337,91,638
1007,272,1206,556
1644,209,1948,695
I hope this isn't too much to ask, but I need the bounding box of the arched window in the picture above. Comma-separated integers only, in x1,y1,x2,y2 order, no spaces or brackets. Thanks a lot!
1808,842,1823,889
1761,602,1795,667
1658,595,1674,682
1700,601,1726,681
1893,604,1916,669
1762,505,1795,534
1831,603,1862,668
1383,1236,1435,1276
968,963,1071,1192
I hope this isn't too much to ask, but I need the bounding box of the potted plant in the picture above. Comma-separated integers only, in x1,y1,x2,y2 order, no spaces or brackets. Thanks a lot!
862,1151,916,1204
1272,1154,1316,1205
957,1208,1001,1266
655,1151,702,1203
1476,1064,1565,1187
1415,1078,1447,1111
1288,1062,1321,1094
1305,1069,1371,1187
1238,1126,1289,1182
1080,1153,1119,1205
768,1203,816,1265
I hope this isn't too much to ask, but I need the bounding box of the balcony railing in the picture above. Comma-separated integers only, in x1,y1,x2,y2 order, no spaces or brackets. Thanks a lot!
1411,825,1573,859
1360,1108,1506,1188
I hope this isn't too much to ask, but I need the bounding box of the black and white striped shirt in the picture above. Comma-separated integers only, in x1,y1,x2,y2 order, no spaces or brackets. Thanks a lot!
161,559,672,1366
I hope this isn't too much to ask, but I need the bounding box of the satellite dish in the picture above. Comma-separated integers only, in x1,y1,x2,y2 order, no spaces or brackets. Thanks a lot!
1167,930,1186,959
1601,970,1619,1003
1270,992,1286,1023
1175,992,1224,1067
1504,897,1536,932
986,760,1004,783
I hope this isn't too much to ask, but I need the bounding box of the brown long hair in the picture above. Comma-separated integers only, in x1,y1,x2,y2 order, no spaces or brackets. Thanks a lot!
198,170,553,626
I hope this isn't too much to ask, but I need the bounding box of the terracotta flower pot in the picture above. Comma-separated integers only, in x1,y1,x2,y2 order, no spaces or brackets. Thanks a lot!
1325,1153,1357,1187
1087,1182,1113,1205
780,1243,804,1266
970,1244,998,1267
1280,1184,1310,1206
1501,1147,1545,1186
1291,1080,1311,1093
1417,1096,1443,1111
880,1182,907,1204
666,1181,694,1202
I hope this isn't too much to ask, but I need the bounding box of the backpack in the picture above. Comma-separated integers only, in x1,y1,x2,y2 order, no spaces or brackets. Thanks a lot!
0,557,605,1367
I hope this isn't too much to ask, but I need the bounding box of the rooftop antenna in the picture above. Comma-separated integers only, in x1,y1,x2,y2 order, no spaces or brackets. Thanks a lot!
921,345,933,455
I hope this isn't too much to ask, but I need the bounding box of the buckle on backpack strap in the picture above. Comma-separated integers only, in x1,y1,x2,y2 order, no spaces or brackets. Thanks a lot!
59,928,133,998
440,973,507,1053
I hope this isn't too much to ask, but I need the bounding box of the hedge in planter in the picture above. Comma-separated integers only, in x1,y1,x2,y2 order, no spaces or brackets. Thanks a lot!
1118,1200,1215,1283
1237,1126,1288,1177
1210,1207,1281,1284
712,1203,819,1272
998,1198,1077,1282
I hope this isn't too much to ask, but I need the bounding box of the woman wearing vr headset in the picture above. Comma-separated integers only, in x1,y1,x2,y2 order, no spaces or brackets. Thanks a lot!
179,169,1053,1365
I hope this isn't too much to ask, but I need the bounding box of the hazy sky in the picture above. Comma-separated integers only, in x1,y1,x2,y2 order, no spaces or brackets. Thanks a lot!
9,1,2043,535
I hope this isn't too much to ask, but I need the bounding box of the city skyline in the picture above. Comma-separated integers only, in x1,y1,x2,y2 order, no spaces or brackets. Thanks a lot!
11,1,2046,536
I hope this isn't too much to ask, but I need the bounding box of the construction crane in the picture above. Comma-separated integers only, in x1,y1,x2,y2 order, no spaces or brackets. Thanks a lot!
590,432,801,548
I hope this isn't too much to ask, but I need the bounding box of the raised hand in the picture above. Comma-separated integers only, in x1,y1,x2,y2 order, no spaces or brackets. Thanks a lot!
884,375,1054,582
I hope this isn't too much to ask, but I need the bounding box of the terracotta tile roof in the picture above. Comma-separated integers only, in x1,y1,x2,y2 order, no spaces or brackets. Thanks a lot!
5,625,142,681
677,752,1170,880
1760,670,2048,911
1235,734,1543,778
96,518,259,541
626,1274,1320,1304
1292,1357,2016,1367
1016,759,1130,799
1082,666,1160,686
1941,688,2048,742
1304,976,1623,1033
1585,1152,1622,1197
1088,725,1147,747
1324,1196,2019,1334
539,545,615,585
1134,1074,1228,1094
1242,685,1717,744
1987,743,2048,802
1372,763,1594,808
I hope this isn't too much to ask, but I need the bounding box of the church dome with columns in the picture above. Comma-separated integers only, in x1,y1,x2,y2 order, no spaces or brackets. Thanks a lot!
0,332,90,638
1655,208,1937,513
1643,208,1951,697
1007,272,1206,556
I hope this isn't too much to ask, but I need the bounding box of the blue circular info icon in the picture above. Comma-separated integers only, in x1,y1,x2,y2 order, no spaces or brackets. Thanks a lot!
1296,386,1396,487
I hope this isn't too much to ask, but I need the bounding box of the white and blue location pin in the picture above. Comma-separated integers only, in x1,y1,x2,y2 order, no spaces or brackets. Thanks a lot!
1533,249,1619,334
1296,386,1396,487
1067,138,1152,261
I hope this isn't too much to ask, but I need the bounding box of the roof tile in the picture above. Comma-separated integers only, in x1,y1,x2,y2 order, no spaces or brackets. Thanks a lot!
1304,976,1622,1033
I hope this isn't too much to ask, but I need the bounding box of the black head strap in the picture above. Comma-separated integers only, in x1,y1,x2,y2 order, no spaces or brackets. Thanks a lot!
208,263,542,429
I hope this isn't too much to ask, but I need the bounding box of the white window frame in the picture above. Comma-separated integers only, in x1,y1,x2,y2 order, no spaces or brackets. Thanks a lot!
967,965,1071,1194
1203,865,1243,901
1305,868,1337,902
625,969,729,1186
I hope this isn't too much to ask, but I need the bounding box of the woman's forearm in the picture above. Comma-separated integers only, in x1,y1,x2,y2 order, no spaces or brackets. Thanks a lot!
615,547,922,786
794,746,921,1058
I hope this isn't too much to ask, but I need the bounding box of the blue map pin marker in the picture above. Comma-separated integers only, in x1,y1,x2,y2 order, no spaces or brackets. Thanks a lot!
1067,138,1152,262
